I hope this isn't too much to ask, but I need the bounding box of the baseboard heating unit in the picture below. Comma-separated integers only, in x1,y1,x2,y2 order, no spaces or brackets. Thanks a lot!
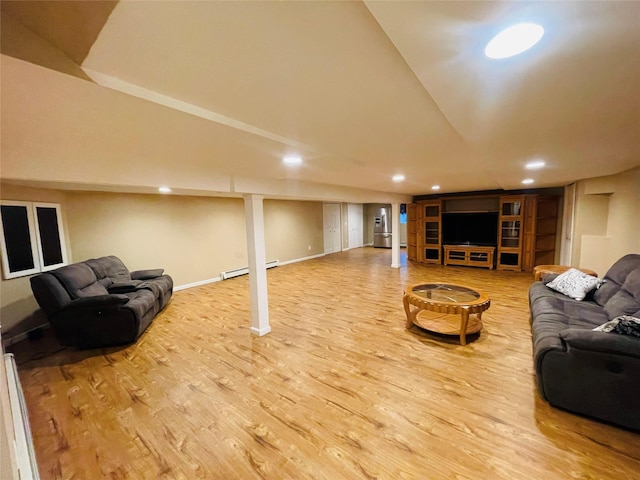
220,260,279,280
4,353,40,479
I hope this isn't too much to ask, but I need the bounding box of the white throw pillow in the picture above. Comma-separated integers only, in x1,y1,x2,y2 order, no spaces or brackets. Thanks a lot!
546,268,603,301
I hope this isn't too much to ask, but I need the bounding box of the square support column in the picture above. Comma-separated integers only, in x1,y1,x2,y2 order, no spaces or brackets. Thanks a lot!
391,202,401,268
243,194,271,336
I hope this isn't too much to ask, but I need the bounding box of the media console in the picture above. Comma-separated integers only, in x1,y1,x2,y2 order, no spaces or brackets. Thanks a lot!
443,245,495,270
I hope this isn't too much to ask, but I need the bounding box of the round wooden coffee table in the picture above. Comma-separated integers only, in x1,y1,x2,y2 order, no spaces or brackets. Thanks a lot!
403,283,490,345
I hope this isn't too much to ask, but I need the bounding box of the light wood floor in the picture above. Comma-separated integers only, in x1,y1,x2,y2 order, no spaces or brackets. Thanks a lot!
9,248,640,479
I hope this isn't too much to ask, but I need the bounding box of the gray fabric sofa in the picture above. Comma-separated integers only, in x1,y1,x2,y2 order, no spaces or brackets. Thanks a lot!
30,255,173,349
528,254,640,430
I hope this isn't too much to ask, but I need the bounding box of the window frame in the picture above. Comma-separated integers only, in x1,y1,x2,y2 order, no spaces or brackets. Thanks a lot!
0,200,68,279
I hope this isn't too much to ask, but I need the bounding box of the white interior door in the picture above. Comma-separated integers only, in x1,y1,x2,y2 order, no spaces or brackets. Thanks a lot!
323,203,341,254
348,203,363,249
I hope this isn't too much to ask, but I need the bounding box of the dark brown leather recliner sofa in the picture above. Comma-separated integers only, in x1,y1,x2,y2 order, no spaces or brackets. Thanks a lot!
30,255,173,349
529,254,640,430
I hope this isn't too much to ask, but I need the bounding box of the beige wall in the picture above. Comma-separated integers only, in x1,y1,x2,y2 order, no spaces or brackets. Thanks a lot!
572,166,640,274
65,192,248,286
0,184,70,336
1,185,324,337
264,199,324,262
363,203,377,245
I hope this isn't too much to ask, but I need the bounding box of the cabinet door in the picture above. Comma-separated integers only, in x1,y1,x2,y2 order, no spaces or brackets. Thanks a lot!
501,199,522,216
424,203,440,218
407,204,417,261
500,220,521,248
497,195,524,270
408,203,417,223
425,221,440,245
521,196,538,270
419,200,442,264
522,233,536,270
523,196,537,235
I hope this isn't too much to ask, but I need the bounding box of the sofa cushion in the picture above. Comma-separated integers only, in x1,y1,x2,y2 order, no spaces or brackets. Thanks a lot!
106,256,132,282
84,258,112,288
529,281,573,315
563,300,609,328
65,294,130,309
604,253,640,284
594,253,640,306
593,280,619,307
603,269,640,319
122,289,157,319
93,255,132,283
545,268,603,301
51,263,109,299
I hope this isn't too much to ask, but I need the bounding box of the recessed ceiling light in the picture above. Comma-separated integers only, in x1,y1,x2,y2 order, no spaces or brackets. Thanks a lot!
522,178,534,185
158,186,171,193
485,23,544,59
525,160,546,170
283,155,302,166
392,174,405,182
431,185,440,191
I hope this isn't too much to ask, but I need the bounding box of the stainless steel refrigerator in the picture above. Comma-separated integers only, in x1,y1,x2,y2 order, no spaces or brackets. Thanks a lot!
373,206,392,248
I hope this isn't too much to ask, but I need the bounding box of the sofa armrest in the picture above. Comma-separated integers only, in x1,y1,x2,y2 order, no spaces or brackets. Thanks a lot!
131,269,164,280
63,294,130,310
559,328,640,358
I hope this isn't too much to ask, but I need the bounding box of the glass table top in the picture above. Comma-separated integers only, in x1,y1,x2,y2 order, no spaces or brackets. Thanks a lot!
411,283,481,303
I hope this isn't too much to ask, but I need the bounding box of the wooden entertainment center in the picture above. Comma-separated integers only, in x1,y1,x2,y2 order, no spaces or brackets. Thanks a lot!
407,192,560,272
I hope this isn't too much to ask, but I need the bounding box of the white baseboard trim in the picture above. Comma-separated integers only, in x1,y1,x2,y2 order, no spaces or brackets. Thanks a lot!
175,253,326,291
278,252,325,266
250,325,272,336
174,276,221,291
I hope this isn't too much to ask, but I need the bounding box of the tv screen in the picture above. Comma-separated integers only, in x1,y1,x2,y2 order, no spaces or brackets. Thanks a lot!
442,212,498,246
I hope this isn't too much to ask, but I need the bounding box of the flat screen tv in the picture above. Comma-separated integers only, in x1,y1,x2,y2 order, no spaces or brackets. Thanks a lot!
442,212,499,246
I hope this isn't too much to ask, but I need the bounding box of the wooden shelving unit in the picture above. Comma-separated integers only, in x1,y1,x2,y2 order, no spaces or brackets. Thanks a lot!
522,196,559,270
407,192,559,271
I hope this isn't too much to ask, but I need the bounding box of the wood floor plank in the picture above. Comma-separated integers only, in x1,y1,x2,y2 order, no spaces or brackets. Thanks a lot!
9,247,639,479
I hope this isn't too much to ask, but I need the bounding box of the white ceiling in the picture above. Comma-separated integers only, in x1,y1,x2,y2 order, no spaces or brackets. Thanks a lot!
1,1,639,201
